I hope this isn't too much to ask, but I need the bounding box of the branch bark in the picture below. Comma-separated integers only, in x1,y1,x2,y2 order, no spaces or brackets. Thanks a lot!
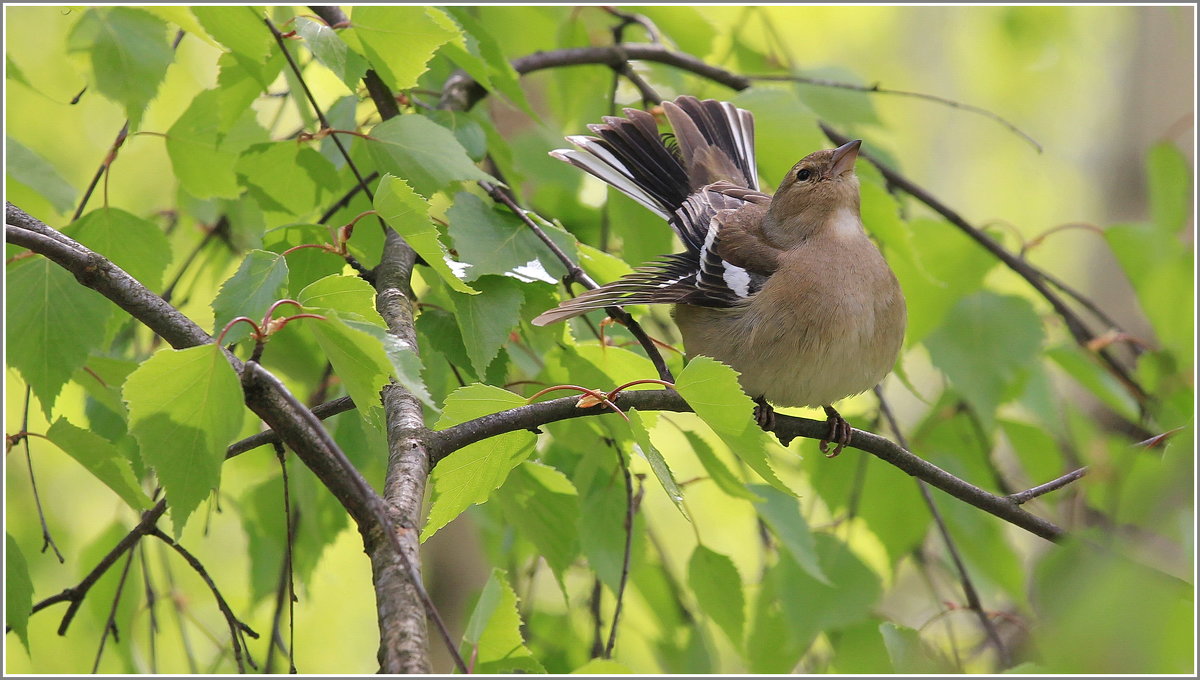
427,389,1067,543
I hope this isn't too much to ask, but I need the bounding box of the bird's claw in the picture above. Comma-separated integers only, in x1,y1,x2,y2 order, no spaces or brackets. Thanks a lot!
754,396,776,432
820,406,852,457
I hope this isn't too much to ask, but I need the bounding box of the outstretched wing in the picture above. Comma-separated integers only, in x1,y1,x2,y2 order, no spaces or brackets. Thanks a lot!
531,184,775,325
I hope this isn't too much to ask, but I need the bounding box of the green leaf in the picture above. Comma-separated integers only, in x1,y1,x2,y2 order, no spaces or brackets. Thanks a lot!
678,431,761,502
263,223,347,296
571,659,633,673
1146,142,1191,232
367,116,496,199
493,462,580,589
373,174,478,294
346,6,458,92
5,534,33,651
1046,345,1140,423
294,16,368,91
167,88,267,199
1104,220,1192,357
424,384,534,540
460,569,545,674
892,217,998,345
141,7,219,48
792,66,880,125
191,6,272,67
298,274,384,325
5,136,77,214
628,408,689,519
236,143,338,216
731,87,824,185
675,357,792,494
240,465,348,602
68,208,172,290
774,534,881,650
688,544,745,649
67,8,172,129
830,621,895,674
123,345,244,534
746,568,804,673
304,310,393,428
211,249,289,345
879,623,947,674
749,484,829,585
347,317,437,409
573,450,635,592
925,292,1044,428
47,418,152,511
450,276,524,377
438,7,536,118
447,191,576,283
415,307,476,380
7,258,112,418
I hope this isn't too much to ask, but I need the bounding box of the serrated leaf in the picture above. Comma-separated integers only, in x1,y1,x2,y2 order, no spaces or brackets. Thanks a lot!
298,274,384,325
689,544,745,649
5,534,33,651
7,258,112,418
675,357,792,494
628,408,689,519
263,223,347,295
68,207,172,290
415,307,476,379
47,418,152,511
423,110,487,161
67,7,172,129
345,318,436,409
750,484,829,585
5,136,77,214
925,292,1044,428
424,384,534,540
451,276,524,377
367,116,496,199
212,249,289,345
447,191,575,283
494,462,580,590
574,451,634,592
373,174,478,294
294,16,368,91
123,345,244,534
459,569,545,674
346,6,458,92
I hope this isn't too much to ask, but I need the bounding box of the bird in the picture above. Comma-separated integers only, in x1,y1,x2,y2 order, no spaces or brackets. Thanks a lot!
531,95,906,456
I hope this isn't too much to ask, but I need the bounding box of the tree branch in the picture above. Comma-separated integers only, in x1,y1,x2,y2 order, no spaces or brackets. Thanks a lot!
427,389,1068,543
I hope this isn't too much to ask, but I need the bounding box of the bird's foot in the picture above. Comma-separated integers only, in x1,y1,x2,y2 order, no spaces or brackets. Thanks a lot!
820,405,852,458
753,396,775,431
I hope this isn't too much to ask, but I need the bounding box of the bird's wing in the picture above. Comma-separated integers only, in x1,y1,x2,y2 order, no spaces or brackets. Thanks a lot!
531,184,775,325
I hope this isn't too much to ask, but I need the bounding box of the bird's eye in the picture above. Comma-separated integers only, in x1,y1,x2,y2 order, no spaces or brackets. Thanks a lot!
796,168,812,182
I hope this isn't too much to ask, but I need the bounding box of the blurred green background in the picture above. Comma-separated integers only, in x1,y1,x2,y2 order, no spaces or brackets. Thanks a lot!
5,5,1193,674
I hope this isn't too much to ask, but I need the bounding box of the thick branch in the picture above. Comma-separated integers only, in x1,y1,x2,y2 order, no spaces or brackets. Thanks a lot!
428,389,1067,543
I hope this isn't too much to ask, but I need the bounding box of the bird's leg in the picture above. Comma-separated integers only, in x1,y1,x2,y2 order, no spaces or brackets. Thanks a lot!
753,396,776,432
820,405,853,457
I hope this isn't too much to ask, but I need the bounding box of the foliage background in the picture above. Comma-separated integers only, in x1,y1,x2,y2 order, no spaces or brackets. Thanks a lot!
4,4,1194,674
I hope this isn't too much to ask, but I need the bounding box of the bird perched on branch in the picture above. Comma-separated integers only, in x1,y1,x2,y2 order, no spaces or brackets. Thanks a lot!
532,96,906,456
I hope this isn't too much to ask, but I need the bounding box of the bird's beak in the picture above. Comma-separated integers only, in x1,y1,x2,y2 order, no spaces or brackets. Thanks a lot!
830,139,862,177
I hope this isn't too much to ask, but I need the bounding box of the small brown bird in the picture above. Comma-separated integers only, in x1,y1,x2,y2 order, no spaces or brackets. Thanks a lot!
532,96,906,455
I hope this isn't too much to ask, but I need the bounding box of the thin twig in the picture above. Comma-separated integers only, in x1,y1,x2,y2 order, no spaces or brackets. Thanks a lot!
19,385,64,562
749,73,1041,153
1008,468,1088,505
225,396,356,460
151,528,259,673
876,388,1010,669
91,549,137,673
138,544,159,673
604,444,635,658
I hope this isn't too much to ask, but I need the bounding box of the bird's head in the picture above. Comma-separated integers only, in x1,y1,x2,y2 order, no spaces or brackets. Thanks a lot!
764,139,863,247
